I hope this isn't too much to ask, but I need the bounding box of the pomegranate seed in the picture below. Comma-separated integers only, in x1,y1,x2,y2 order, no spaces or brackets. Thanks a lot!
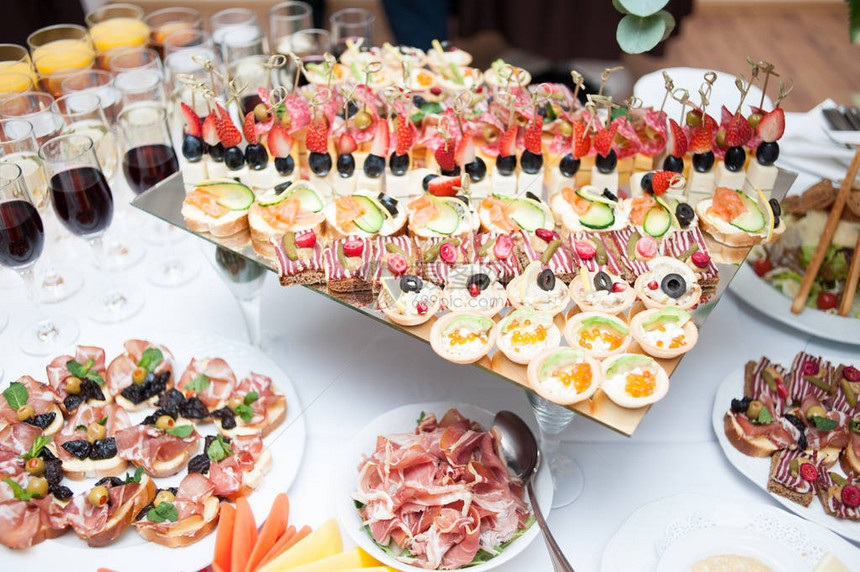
439,242,457,264
802,360,818,375
387,254,408,275
648,280,658,290
295,230,316,248
612,282,626,293
535,228,556,242
691,251,710,268
843,366,860,382
430,87,442,95
416,301,428,315
343,239,364,257
574,241,596,259
493,235,514,259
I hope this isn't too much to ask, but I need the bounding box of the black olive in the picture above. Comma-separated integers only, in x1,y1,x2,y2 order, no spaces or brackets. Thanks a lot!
389,152,410,175
525,191,542,203
245,143,269,170
181,134,203,162
63,393,82,412
724,146,746,171
308,151,332,176
400,274,424,293
768,198,781,217
559,153,580,177
602,188,618,202
465,157,487,181
675,203,695,228
49,484,73,501
756,141,779,166
593,271,612,292
275,155,295,176
662,155,684,173
363,154,385,178
62,440,92,459
422,173,438,190
731,397,751,413
377,193,399,216
537,269,556,291
346,99,360,117
90,437,117,460
95,476,124,488
595,148,617,174
336,153,355,177
783,413,806,433
224,146,245,170
692,151,715,173
155,388,185,412
24,412,56,429
209,142,225,161
45,459,63,484
520,150,543,174
467,273,491,292
135,503,154,521
453,195,469,205
496,154,517,176
179,397,209,419
187,453,211,474
640,172,654,194
440,166,461,177
412,95,426,107
661,273,687,299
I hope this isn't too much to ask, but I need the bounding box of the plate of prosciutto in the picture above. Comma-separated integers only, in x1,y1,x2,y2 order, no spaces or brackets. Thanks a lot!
0,331,305,572
336,402,551,571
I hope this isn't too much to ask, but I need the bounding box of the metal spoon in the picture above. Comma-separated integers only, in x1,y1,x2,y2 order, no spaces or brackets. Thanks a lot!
494,410,574,572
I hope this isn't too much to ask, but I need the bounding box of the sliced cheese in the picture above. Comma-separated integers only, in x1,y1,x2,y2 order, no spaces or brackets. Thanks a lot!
256,519,342,572
283,547,382,572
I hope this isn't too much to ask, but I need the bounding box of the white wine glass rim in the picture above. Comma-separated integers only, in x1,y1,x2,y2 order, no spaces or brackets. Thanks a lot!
38,133,95,163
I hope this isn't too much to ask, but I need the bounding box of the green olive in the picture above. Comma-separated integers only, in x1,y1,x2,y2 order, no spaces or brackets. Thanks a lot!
715,129,727,149
514,112,528,127
279,109,292,129
26,477,48,498
685,109,702,127
253,103,270,123
482,124,499,142
746,400,763,420
353,110,371,130
155,415,175,431
88,485,108,507
154,490,175,507
65,376,82,395
16,404,35,421
559,120,573,138
132,367,147,385
25,457,46,476
807,405,827,420
747,112,763,129
87,422,107,442
227,395,244,412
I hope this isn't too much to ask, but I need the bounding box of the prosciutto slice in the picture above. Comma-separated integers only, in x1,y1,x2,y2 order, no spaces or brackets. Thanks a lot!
0,480,67,548
0,423,41,476
208,434,265,497
55,404,131,463
106,340,174,397
114,425,199,472
353,409,530,570
236,373,284,426
135,473,216,533
798,395,850,451
176,358,237,408
46,346,107,398
0,376,61,426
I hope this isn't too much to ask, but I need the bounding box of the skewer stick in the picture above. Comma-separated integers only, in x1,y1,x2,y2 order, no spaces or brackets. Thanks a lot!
659,72,674,115
570,70,584,106
792,149,860,313
840,230,860,316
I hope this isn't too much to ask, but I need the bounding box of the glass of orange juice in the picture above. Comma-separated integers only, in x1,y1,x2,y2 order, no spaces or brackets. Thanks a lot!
86,3,150,69
0,44,36,81
34,48,95,98
109,48,163,76
28,24,94,64
0,72,35,100
145,7,202,59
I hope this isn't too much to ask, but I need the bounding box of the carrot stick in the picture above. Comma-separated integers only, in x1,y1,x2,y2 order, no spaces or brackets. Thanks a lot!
232,497,258,572
245,493,290,572
254,525,311,572
213,503,236,572
257,525,296,569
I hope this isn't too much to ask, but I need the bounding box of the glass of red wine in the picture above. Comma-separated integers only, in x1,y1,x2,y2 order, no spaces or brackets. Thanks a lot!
39,133,144,322
0,162,80,354
117,102,199,286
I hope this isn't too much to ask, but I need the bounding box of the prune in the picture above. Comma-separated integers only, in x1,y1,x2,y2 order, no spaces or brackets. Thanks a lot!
730,397,751,413
95,476,124,487
187,453,210,474
24,412,56,429
211,407,236,429
49,484,73,501
122,371,170,404
155,388,184,412
62,440,92,459
179,397,209,419
39,447,58,462
90,437,117,460
63,393,83,411
45,460,63,484
80,378,105,402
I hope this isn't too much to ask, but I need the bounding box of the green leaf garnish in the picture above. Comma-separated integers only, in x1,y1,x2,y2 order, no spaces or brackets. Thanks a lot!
2,382,28,410
137,348,164,373
75,425,87,432
544,102,557,123
850,419,860,434
757,407,774,425
243,392,259,406
19,435,50,460
125,466,145,483
86,370,105,386
185,374,210,394
97,416,107,425
66,359,104,385
416,411,426,425
166,425,194,438
207,434,233,463
3,478,37,501
146,502,178,523
810,415,838,431
234,404,253,424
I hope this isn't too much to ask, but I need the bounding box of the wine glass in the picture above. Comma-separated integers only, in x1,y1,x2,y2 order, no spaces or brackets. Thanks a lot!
0,92,64,145
145,7,203,59
288,29,330,88
117,102,199,286
27,24,93,63
0,162,80,354
270,2,313,53
61,69,122,126
0,44,36,78
115,70,167,108
526,392,584,508
0,72,35,101
40,133,143,322
329,8,374,59
211,8,260,63
164,30,214,59
108,48,163,76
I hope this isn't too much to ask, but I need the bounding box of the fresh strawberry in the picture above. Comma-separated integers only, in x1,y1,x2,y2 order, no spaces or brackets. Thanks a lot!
757,108,785,143
651,171,676,195
725,113,752,147
524,114,543,154
427,175,461,197
666,119,687,157
592,122,618,157
305,114,329,154
266,124,292,158
454,130,476,167
202,113,220,146
434,138,456,171
338,132,357,155
688,127,712,154
570,121,590,159
242,112,258,145
394,114,413,155
214,104,241,148
498,124,518,158
180,102,202,137
369,118,390,157
702,113,717,134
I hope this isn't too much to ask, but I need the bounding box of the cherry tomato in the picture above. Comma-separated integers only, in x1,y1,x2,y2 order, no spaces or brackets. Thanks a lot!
816,292,838,311
752,258,773,277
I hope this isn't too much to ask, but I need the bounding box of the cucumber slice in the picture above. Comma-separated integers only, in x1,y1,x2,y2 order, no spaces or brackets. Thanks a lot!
643,206,671,237
509,199,546,231
426,201,460,235
288,186,324,213
352,195,385,233
579,202,615,230
196,180,254,211
575,185,615,205
730,190,766,233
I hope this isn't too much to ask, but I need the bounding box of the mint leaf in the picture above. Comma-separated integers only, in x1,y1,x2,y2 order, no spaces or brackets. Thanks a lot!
125,466,144,483
810,415,838,431
19,435,50,460
137,348,163,373
207,434,233,463
243,391,259,406
75,425,87,432
166,425,194,438
850,419,860,434
2,382,28,410
757,407,774,425
234,404,253,424
85,370,105,386
544,102,557,122
97,416,107,425
416,411,426,425
185,374,210,394
66,359,89,378
3,478,36,501
147,501,177,523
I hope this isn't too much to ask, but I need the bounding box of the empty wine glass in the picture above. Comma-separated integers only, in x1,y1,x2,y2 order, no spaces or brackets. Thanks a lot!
526,392,584,508
0,162,79,354
40,133,144,322
270,2,313,53
287,29,330,88
0,118,83,303
0,92,64,145
115,70,166,108
108,48,164,77
60,69,122,126
211,8,259,62
164,30,214,59
329,8,374,58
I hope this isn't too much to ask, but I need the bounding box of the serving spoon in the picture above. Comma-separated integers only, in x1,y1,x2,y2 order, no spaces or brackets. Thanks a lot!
494,410,574,572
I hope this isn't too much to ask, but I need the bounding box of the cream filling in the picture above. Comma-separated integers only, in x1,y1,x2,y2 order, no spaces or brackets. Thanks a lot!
638,321,687,349
516,276,567,309
550,193,626,232
446,283,505,313
536,359,593,401
442,327,491,357
391,287,441,317
572,279,628,309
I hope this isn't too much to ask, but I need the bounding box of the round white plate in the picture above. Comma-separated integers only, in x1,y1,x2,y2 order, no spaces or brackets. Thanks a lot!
335,401,552,572
711,359,860,542
730,263,860,345
601,493,860,572
1,331,306,572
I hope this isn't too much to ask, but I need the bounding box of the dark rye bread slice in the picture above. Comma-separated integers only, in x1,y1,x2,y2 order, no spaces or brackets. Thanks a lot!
817,469,860,521
373,235,419,293
662,227,720,290
766,450,819,507
602,226,662,284
516,230,576,284
271,235,326,287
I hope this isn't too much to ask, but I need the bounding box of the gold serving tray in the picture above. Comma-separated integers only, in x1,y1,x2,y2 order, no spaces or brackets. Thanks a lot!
133,169,795,436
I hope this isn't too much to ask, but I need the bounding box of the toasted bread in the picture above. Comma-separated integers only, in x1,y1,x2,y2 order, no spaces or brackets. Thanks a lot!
182,201,249,237
723,412,780,457
114,392,166,413
214,395,287,439
840,442,860,476
38,403,65,437
71,474,157,547
142,441,200,478
135,495,221,547
59,453,128,481
695,199,787,247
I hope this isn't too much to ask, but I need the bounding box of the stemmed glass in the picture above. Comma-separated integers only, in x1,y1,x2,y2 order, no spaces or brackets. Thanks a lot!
115,70,167,108
61,69,122,125
270,2,313,54
211,8,260,63
109,48,164,77
0,45,36,100
526,392,584,509
85,2,149,69
117,102,198,286
329,8,374,58
164,30,214,58
40,133,143,322
0,117,83,302
288,29,331,88
0,162,79,353
145,7,203,58
0,92,64,145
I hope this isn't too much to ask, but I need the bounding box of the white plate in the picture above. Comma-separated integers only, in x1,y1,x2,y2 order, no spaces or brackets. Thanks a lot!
711,360,860,542
1,331,306,572
335,401,552,572
657,526,804,572
601,493,860,572
729,263,860,345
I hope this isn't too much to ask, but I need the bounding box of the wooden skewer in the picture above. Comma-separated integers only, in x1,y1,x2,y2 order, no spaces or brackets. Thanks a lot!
839,229,860,316
792,148,860,313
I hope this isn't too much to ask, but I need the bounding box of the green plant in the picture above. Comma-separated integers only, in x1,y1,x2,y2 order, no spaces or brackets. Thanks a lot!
850,0,860,43
613,0,676,54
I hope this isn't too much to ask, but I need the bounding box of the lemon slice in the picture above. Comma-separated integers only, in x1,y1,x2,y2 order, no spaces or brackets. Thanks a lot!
520,260,541,300
580,266,591,293
756,189,775,243
380,279,406,313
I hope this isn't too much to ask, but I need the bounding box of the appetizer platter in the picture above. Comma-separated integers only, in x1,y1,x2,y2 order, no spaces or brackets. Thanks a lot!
335,402,552,571
134,47,798,436
0,332,305,572
712,351,860,541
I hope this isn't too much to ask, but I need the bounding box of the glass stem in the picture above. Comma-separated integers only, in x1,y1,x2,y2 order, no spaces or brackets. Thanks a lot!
237,294,262,348
18,265,60,342
88,234,127,313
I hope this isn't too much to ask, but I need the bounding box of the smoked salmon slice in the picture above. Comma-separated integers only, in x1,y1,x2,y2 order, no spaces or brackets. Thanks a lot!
707,187,746,221
481,196,517,232
186,189,230,218
409,194,439,228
